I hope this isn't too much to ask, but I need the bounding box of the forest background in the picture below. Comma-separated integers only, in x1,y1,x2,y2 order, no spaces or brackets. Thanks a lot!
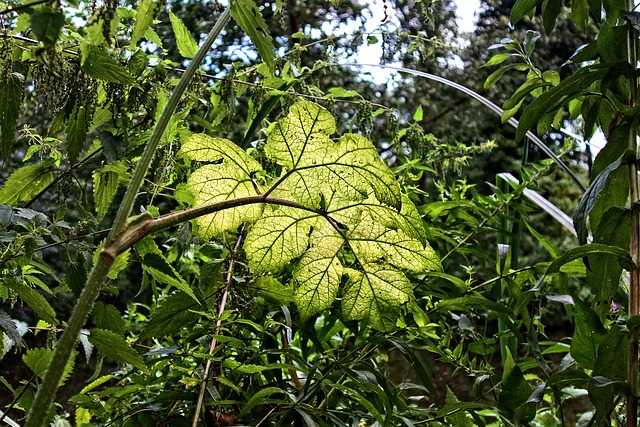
0,0,636,425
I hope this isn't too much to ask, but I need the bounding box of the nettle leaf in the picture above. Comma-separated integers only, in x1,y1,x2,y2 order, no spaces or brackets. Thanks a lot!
0,74,23,159
169,12,198,58
129,0,161,48
180,135,264,240
0,161,55,206
81,46,137,85
185,101,441,330
92,303,125,335
230,0,275,72
139,291,201,341
93,161,130,221
88,328,148,373
23,347,76,386
5,279,57,325
30,6,65,48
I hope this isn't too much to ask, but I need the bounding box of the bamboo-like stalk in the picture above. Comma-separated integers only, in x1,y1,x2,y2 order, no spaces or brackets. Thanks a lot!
627,0,639,424
24,9,232,427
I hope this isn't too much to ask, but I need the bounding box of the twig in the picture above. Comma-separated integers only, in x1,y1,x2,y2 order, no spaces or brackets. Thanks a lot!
0,0,53,15
191,224,245,427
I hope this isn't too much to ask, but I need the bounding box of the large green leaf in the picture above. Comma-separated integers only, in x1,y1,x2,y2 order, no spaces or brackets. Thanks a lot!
588,325,628,419
23,348,76,386
573,154,628,244
92,303,126,336
510,0,544,24
498,349,535,422
0,74,24,160
180,135,264,240
230,0,275,72
185,101,441,330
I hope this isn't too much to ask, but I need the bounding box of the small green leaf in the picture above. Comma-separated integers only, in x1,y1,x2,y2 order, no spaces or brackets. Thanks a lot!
572,0,589,30
81,46,137,85
413,105,424,121
30,7,65,48
88,328,148,373
5,279,57,325
23,348,76,386
511,0,544,23
327,87,359,98
169,12,198,58
93,161,129,221
0,74,23,160
92,303,125,335
238,386,284,417
230,0,275,72
93,239,131,280
139,291,201,341
129,0,160,48
498,349,535,421
0,162,54,206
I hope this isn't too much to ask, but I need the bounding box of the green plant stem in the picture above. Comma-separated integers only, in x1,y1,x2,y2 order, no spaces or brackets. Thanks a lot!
24,9,231,427
627,0,639,424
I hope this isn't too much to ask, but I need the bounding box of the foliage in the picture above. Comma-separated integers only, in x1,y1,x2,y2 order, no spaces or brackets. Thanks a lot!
1,0,640,426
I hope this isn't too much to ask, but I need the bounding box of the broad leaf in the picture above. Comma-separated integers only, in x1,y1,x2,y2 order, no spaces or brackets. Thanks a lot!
5,279,57,325
0,74,20,151
588,325,628,417
92,303,125,335
93,161,129,221
498,349,535,421
169,12,198,58
185,101,441,330
511,0,544,24
230,0,275,72
139,291,201,341
88,328,148,373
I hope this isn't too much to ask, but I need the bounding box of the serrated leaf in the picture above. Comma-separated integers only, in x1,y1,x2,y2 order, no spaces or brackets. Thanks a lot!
93,239,130,280
139,291,201,341
169,12,198,58
230,0,275,72
0,162,54,207
66,102,90,164
88,328,148,373
92,303,125,335
129,0,160,48
141,253,199,302
266,102,401,210
23,347,76,386
93,161,129,221
293,224,344,319
342,264,412,331
347,211,440,272
5,280,57,325
81,46,136,85
180,135,264,239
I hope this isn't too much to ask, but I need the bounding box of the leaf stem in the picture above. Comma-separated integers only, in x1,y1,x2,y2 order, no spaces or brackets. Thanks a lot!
24,8,231,427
